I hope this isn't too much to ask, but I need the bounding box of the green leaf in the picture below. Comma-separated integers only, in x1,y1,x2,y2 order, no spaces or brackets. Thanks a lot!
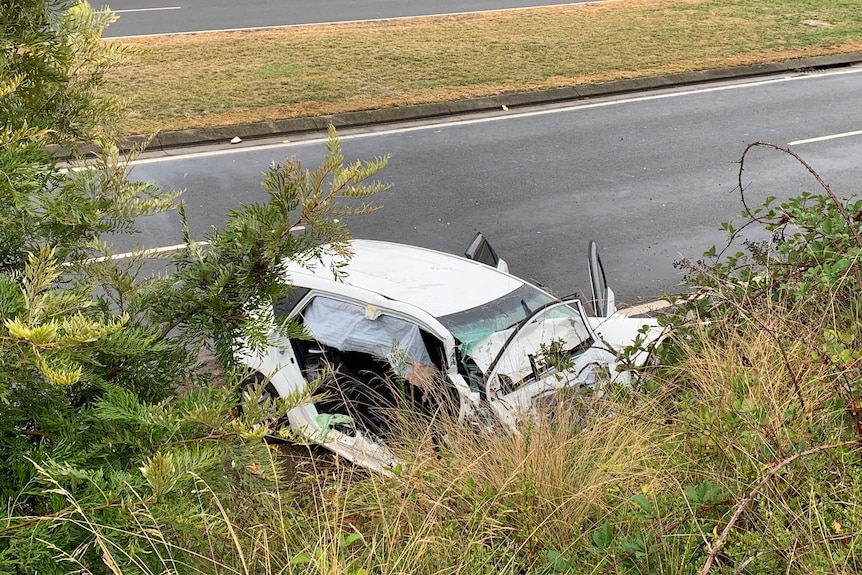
684,480,726,509
545,549,572,573
592,521,613,551
289,553,313,565
631,493,654,516
340,532,364,548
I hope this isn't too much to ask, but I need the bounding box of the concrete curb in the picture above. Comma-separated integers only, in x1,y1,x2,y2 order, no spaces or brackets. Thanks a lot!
65,50,862,157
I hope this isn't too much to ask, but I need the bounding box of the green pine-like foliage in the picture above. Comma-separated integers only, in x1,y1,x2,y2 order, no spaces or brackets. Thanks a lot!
0,2,389,572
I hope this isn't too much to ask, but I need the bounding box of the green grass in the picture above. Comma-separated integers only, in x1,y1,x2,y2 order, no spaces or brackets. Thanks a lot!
105,0,862,135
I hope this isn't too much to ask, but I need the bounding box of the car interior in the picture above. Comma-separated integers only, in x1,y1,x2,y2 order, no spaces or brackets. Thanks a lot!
290,296,453,439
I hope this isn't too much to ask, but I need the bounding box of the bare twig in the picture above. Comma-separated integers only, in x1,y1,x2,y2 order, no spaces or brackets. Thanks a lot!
720,295,806,413
737,142,862,292
700,440,860,575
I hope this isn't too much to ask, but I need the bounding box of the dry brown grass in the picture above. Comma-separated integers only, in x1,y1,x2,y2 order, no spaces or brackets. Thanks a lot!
347,389,676,558
105,0,862,134
662,291,846,474
680,316,833,436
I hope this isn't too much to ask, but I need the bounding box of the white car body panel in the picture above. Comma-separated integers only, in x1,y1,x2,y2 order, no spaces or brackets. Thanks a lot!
237,334,401,474
588,313,665,367
286,240,525,317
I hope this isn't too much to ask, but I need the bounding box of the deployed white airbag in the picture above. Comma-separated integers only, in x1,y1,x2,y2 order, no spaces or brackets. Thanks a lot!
302,297,432,375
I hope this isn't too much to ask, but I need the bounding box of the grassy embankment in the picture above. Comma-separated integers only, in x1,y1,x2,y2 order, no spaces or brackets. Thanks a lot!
63,296,862,574
66,2,862,573
106,0,862,135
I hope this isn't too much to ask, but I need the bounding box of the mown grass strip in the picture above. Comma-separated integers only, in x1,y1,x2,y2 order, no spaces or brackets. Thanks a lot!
106,0,862,135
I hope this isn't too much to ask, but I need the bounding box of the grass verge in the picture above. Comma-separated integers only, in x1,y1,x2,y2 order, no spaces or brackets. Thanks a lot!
24,331,862,574
106,0,862,135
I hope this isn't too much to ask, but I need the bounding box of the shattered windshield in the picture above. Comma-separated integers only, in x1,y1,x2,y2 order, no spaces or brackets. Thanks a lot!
438,283,557,356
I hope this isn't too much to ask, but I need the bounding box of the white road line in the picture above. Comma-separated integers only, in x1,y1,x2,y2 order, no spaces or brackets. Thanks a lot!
88,225,307,262
83,242,207,263
129,66,862,166
789,129,862,146
114,6,181,13
107,1,616,39
93,242,673,315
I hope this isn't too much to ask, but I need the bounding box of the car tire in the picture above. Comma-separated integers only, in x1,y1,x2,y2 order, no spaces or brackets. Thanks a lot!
239,372,288,443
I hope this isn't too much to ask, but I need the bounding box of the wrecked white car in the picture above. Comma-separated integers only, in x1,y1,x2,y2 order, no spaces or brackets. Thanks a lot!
236,234,664,473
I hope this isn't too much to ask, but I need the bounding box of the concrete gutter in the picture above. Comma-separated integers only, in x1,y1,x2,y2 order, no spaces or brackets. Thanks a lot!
61,50,862,157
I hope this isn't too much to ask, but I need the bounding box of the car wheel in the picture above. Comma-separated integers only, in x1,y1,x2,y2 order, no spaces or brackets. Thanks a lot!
240,371,278,402
239,372,288,443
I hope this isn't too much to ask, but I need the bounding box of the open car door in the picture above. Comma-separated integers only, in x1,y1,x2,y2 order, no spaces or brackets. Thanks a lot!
588,240,616,318
586,242,665,370
464,232,509,274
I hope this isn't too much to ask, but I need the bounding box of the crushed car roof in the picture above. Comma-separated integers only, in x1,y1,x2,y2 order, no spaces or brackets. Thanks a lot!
285,239,527,317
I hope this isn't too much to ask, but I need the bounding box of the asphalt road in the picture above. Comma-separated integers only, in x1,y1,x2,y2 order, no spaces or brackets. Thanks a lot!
120,67,862,305
102,0,595,37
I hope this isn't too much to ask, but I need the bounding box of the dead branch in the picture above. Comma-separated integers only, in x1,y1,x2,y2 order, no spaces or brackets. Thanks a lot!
700,440,860,575
737,142,862,292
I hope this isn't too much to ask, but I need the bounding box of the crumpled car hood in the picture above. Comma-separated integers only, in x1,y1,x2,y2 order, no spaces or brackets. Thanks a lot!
588,313,665,366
